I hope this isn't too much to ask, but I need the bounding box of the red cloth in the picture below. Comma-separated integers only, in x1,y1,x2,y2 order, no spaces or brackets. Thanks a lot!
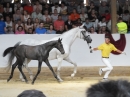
24,6,33,15
105,34,126,55
102,14,111,22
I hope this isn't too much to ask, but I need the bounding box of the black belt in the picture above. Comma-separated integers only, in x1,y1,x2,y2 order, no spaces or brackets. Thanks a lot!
102,57,109,58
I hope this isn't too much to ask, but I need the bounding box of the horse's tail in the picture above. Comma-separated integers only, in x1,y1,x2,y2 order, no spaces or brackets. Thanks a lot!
3,42,21,72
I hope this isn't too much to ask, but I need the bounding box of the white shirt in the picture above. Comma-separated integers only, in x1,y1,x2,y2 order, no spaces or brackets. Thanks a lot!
52,6,61,13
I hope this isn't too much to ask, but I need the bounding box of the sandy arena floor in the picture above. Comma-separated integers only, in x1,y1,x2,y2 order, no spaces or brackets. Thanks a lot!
0,67,130,97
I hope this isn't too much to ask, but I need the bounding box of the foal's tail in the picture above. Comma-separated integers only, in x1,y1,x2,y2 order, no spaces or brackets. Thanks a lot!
3,42,21,72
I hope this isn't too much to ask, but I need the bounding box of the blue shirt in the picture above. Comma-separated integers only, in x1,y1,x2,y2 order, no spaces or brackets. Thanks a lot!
35,27,47,34
0,21,6,34
46,30,56,34
84,22,93,30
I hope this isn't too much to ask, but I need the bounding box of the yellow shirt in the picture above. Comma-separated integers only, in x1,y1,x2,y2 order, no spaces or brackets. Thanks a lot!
98,43,117,57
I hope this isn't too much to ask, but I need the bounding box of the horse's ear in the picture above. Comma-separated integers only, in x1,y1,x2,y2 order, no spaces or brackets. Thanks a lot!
80,23,85,28
58,38,61,42
60,38,62,41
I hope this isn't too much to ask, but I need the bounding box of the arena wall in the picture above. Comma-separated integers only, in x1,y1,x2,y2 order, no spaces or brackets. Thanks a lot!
0,34,130,67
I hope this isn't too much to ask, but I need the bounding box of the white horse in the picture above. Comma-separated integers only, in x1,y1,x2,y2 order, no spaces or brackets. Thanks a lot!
8,24,92,81
11,0,31,3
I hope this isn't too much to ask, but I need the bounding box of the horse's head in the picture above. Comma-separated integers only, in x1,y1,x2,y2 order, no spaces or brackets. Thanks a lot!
55,38,65,54
77,24,92,44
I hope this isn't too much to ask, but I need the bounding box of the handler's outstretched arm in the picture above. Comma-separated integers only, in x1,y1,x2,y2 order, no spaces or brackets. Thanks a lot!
116,49,126,55
93,48,98,51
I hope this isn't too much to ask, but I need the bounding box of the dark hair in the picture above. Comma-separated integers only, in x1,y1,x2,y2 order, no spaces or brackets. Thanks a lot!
118,17,123,21
105,10,109,13
27,18,33,25
0,16,3,20
39,21,44,24
124,10,129,14
17,26,23,30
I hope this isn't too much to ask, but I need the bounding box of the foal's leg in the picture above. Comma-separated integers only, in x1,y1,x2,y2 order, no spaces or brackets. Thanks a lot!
45,59,61,82
7,61,18,82
64,57,77,77
32,61,42,85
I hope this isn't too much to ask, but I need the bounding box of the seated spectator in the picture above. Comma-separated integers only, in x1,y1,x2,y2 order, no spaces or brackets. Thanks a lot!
42,10,51,22
102,10,111,22
31,8,43,22
54,15,65,32
15,26,25,34
98,26,109,34
35,22,47,34
77,1,87,14
56,26,65,34
3,7,13,21
27,28,34,34
13,9,22,24
75,18,82,26
34,18,40,29
51,9,59,23
98,16,107,30
60,2,67,15
15,19,24,32
65,15,73,31
23,1,33,15
25,18,34,33
5,16,14,32
80,9,88,22
33,1,42,12
44,18,52,30
51,2,61,14
14,2,23,13
89,26,97,34
70,8,80,24
84,18,93,31
0,16,6,34
46,25,56,34
116,17,128,34
5,26,14,34
22,10,30,23
4,2,12,13
42,3,51,15
67,1,76,14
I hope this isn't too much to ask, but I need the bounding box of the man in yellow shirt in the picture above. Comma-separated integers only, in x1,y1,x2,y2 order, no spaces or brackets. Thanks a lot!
92,36,126,80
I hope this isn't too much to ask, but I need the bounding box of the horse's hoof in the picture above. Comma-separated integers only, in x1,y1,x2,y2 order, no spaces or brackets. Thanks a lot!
71,73,75,77
31,82,34,85
26,81,29,84
30,75,33,81
7,79,9,82
58,79,63,82
21,79,25,82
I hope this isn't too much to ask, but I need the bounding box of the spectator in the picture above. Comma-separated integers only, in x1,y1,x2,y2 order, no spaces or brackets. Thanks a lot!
98,16,107,30
51,3,61,14
25,18,34,33
0,16,6,34
123,1,130,12
80,9,88,22
54,15,65,32
44,18,52,29
27,28,34,34
31,8,43,22
60,2,67,15
5,26,14,34
50,0,59,5
23,1,33,15
77,1,87,14
65,15,73,31
75,18,82,26
46,25,56,34
122,10,130,26
98,26,109,34
5,16,14,32
42,3,51,15
15,19,24,32
14,2,23,13
67,1,76,14
22,10,30,23
35,22,47,34
102,10,111,22
13,9,22,24
3,7,13,21
89,26,97,34
116,17,127,34
99,1,110,16
70,8,80,24
34,18,40,29
56,26,65,34
0,4,4,15
33,1,42,12
84,18,93,31
4,2,12,13
51,9,59,23
15,26,25,34
42,10,51,22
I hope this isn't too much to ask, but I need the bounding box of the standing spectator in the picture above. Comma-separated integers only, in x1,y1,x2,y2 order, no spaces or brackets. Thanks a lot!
42,10,51,22
13,9,22,24
80,10,88,22
65,15,73,31
70,8,80,24
84,18,93,31
23,1,33,15
5,16,14,32
51,9,59,23
15,26,25,34
31,8,43,22
35,22,47,34
46,25,56,34
34,18,40,29
54,15,65,33
51,3,61,14
14,2,23,13
0,16,6,34
22,10,30,23
25,18,34,33
33,1,42,12
89,26,97,34
15,19,24,32
116,17,128,34
99,1,110,16
4,2,12,13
